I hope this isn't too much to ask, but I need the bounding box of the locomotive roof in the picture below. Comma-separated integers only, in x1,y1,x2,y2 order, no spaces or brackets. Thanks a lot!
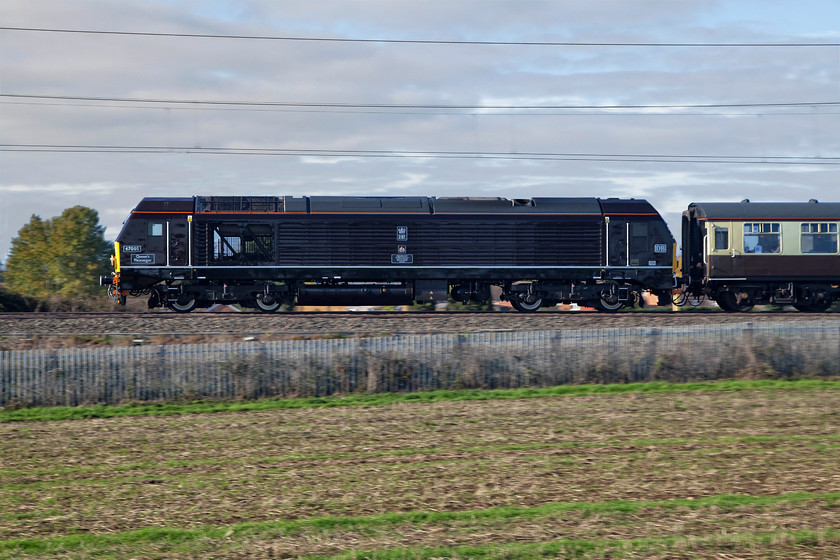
598,198,660,216
432,197,603,214
295,196,609,214
133,197,194,213
136,195,659,217
688,200,840,220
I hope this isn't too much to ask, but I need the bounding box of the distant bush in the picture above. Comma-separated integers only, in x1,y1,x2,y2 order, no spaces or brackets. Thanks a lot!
0,285,136,312
0,284,32,311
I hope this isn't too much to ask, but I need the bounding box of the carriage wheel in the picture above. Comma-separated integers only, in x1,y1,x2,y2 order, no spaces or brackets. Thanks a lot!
717,291,753,313
794,300,831,313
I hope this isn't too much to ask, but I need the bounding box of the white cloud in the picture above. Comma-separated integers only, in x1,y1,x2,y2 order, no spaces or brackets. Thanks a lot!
0,182,125,194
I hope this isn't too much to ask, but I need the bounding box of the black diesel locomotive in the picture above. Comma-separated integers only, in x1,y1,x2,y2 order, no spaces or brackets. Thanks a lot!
102,195,676,312
102,195,840,313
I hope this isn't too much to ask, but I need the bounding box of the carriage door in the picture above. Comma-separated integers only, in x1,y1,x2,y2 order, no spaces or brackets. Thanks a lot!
168,219,189,266
682,213,706,283
706,222,734,277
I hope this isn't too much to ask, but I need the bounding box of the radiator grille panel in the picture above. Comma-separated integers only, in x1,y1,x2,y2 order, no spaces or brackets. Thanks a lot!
276,219,602,267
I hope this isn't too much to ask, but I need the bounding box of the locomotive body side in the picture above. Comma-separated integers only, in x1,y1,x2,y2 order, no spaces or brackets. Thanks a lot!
681,200,840,311
104,194,676,312
269,196,606,281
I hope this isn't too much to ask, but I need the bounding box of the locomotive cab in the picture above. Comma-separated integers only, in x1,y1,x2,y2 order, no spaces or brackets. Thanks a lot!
103,198,195,309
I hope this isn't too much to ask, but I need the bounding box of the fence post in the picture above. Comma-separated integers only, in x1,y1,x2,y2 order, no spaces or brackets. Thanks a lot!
742,322,756,376
363,337,377,393
646,327,659,382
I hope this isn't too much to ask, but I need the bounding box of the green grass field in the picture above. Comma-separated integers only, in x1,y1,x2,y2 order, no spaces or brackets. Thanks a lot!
1,379,839,558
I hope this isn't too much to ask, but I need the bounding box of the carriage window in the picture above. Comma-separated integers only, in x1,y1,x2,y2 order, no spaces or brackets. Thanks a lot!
714,227,729,250
743,223,780,253
801,223,838,254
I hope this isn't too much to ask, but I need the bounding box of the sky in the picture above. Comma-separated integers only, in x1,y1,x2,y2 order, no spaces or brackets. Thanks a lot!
1,0,839,263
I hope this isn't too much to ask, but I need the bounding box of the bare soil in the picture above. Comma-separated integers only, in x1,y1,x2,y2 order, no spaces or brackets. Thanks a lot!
1,388,839,558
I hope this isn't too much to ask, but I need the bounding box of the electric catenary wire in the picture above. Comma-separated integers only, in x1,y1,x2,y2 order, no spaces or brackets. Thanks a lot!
2,26,838,47
2,144,837,165
2,93,838,111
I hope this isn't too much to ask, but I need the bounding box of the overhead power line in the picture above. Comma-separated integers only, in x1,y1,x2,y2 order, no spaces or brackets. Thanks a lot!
2,26,838,47
2,144,837,166
3,93,838,111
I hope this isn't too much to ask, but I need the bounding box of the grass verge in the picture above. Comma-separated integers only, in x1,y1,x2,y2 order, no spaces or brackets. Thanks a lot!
3,378,838,423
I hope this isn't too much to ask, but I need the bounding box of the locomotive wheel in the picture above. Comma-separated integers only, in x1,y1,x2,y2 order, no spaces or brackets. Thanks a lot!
510,294,543,312
717,292,753,313
594,296,623,312
593,284,623,312
255,294,282,313
168,297,197,313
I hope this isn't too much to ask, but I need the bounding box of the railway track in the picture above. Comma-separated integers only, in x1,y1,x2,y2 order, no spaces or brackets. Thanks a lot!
1,308,838,340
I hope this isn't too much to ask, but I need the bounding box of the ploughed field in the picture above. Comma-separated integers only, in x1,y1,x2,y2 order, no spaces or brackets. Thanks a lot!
1,386,839,558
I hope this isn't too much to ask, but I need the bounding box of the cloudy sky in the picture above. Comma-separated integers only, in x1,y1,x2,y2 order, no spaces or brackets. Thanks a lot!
1,0,838,262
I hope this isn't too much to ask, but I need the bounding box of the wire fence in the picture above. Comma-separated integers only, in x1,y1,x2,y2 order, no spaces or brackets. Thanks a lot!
2,321,839,407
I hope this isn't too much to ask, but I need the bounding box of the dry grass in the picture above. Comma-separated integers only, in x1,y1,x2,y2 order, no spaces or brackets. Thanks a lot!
1,388,839,558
